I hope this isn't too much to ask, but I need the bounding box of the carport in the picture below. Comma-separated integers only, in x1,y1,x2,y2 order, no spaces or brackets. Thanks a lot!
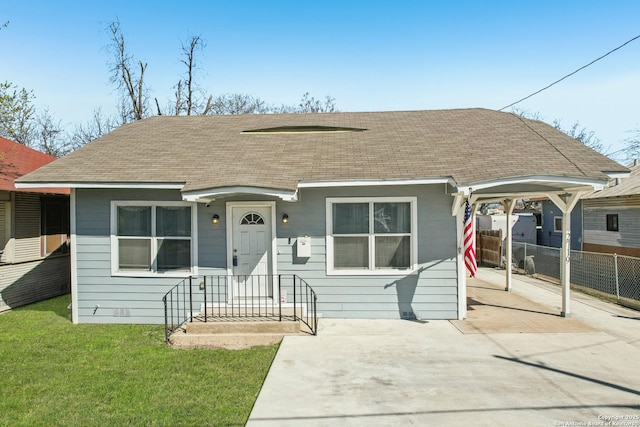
452,172,629,319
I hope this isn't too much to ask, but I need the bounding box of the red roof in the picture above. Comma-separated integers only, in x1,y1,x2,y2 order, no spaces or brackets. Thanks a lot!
0,137,69,194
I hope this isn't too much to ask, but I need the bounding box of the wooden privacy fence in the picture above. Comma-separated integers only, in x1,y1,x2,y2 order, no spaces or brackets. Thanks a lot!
476,229,502,267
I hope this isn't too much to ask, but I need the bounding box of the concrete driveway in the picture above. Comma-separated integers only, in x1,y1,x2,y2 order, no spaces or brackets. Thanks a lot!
247,269,640,426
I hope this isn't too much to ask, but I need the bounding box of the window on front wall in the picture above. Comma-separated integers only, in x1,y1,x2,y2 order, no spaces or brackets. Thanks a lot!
606,214,619,232
553,216,562,233
112,202,193,274
327,197,416,274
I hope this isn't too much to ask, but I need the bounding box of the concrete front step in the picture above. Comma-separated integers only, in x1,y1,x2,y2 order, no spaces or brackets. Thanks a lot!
169,320,304,350
169,332,284,350
185,320,301,334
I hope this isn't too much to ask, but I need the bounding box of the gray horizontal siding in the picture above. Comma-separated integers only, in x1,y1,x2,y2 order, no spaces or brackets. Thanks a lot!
74,189,189,323
276,186,458,320
73,185,459,324
0,255,70,312
583,205,640,249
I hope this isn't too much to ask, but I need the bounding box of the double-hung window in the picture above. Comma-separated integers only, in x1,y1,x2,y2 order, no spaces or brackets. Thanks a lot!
326,197,417,275
111,201,194,275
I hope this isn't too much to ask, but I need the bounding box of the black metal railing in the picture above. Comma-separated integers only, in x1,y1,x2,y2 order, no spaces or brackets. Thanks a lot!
162,277,194,344
163,274,318,343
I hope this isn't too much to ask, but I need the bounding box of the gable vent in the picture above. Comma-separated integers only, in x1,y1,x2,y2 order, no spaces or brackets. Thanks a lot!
243,126,367,134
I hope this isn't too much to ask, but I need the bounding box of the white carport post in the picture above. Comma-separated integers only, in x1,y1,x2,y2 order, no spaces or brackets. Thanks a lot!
547,193,582,317
452,193,467,320
503,198,516,292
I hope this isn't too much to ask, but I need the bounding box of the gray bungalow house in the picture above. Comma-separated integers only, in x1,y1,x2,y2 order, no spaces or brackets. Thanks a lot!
17,109,628,324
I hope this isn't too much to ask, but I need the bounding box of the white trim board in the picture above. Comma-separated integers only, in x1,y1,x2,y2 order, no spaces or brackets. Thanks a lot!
299,178,453,188
16,182,185,189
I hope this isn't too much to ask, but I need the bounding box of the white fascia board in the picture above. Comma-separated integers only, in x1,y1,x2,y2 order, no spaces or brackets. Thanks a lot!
604,171,630,179
298,177,454,188
15,182,185,189
182,186,298,202
466,175,608,192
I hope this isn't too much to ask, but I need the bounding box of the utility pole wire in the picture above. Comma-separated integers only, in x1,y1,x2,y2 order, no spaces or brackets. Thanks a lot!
499,34,640,112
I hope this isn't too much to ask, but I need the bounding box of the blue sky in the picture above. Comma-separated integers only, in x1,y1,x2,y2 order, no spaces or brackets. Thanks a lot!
2,1,639,161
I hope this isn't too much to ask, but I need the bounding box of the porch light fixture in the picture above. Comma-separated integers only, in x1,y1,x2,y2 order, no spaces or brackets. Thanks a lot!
282,213,289,224
212,214,220,224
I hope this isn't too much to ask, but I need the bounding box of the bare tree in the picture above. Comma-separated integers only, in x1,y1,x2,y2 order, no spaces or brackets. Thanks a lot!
34,109,68,157
511,108,543,121
295,92,337,113
514,110,607,155
205,93,271,115
275,92,338,113
620,129,640,163
68,108,117,150
552,120,606,154
107,20,148,122
177,35,205,115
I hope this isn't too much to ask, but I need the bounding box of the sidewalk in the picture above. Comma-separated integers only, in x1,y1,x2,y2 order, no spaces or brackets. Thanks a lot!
247,268,640,426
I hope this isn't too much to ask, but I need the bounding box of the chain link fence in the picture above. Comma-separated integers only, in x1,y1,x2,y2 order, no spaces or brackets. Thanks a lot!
510,242,640,302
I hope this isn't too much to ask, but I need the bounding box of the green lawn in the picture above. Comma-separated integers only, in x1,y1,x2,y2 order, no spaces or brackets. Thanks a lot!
0,295,279,426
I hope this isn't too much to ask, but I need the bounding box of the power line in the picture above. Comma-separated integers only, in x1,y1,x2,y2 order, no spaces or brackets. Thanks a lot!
499,34,640,112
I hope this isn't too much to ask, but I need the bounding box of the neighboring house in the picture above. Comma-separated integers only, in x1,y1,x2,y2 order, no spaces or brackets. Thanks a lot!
582,159,640,257
17,109,627,323
539,199,583,250
0,137,70,312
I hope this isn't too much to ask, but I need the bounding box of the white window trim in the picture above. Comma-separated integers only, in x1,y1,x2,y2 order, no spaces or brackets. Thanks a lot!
326,197,418,276
110,201,198,277
553,216,562,233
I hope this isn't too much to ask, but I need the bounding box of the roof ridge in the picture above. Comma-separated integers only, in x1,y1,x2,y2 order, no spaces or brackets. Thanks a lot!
513,114,589,177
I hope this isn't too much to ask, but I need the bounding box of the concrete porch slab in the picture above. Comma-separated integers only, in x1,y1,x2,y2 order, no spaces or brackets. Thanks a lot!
451,277,595,334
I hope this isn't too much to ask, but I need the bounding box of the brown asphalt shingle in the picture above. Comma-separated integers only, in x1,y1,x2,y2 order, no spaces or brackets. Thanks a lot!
17,109,628,193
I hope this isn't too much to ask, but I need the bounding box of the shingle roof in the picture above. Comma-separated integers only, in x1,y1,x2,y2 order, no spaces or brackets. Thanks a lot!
0,136,69,194
16,109,627,193
585,160,640,199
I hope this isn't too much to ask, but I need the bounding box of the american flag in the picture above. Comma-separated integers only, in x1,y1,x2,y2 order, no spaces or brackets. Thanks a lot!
463,200,477,277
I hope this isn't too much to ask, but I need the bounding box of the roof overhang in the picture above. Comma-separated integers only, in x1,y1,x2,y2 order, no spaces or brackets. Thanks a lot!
181,186,299,203
603,171,631,179
15,181,185,190
298,177,454,188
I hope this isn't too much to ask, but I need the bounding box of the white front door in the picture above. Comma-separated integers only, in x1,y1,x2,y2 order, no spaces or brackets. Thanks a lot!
230,205,273,298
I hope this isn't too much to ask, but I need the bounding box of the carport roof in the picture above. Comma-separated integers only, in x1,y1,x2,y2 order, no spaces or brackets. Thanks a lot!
16,108,628,196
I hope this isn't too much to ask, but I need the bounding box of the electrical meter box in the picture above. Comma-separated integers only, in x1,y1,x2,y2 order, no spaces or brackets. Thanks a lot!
296,236,311,258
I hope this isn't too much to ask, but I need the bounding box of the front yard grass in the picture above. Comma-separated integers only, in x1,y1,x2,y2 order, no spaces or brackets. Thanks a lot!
0,294,279,426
